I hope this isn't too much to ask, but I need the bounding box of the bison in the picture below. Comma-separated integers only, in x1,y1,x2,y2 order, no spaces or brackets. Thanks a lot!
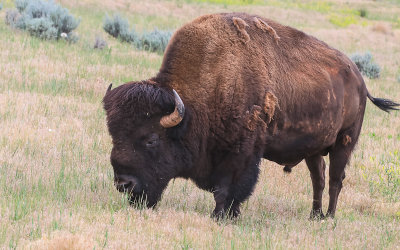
103,13,399,219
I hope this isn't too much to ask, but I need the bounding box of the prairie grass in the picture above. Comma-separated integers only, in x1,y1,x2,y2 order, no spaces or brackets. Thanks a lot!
0,0,400,249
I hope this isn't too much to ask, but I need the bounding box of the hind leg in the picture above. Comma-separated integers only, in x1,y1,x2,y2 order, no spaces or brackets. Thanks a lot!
326,128,361,218
305,155,326,219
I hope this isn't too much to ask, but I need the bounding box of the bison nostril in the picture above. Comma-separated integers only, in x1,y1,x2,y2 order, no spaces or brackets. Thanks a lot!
115,181,133,192
114,175,142,194
121,181,132,190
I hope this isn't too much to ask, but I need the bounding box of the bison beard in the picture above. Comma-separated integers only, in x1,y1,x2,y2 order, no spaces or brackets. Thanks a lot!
103,13,399,219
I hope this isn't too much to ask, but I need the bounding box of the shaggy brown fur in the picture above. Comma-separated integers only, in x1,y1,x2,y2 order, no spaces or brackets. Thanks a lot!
232,17,250,44
263,92,278,123
343,135,352,146
104,13,399,219
246,105,266,132
253,17,280,44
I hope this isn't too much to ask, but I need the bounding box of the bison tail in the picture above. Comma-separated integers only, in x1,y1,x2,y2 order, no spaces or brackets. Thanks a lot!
367,92,400,113
283,166,292,173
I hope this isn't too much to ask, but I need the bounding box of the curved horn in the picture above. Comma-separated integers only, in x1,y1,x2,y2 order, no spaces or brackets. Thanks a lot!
104,83,113,99
160,89,185,128
106,83,112,93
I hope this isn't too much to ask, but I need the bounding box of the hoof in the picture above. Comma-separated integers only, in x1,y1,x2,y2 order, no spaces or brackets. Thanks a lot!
227,207,241,219
325,211,335,219
211,208,240,220
309,209,325,220
211,210,225,221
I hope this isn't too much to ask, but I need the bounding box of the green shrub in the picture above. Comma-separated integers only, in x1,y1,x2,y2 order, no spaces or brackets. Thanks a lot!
103,14,138,43
359,8,367,18
350,52,381,79
139,29,172,53
6,0,79,41
15,0,28,12
26,17,57,39
103,13,172,53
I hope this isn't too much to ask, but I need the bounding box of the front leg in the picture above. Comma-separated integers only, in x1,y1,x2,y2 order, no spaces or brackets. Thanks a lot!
211,154,260,219
211,175,232,219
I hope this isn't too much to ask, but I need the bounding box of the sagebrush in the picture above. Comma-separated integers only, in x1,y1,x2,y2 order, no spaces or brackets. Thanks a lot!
103,13,138,44
103,13,172,53
140,29,172,53
6,0,80,41
351,52,381,79
5,9,20,27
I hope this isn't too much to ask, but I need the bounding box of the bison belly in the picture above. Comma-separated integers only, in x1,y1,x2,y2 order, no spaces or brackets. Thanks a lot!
262,87,344,165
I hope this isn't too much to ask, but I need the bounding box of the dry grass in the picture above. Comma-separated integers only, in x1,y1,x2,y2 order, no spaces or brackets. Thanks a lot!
0,0,400,249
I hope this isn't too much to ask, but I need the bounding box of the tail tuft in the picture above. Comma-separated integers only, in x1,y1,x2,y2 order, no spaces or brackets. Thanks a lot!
283,166,292,173
367,93,399,113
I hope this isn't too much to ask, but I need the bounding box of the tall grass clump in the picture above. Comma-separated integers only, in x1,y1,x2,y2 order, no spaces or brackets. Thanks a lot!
103,13,138,44
350,52,381,79
103,13,173,53
6,0,79,41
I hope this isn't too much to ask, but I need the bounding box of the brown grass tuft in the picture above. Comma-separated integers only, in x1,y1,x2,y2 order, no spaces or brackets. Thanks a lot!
371,23,392,35
28,231,95,250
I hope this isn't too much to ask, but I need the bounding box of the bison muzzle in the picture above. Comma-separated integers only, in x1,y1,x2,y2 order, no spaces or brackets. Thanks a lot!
103,13,399,219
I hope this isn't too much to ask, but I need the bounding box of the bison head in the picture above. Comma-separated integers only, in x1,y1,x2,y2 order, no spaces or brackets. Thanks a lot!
103,81,188,207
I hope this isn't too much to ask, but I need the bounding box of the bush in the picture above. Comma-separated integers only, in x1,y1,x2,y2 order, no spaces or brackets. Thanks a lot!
93,35,107,49
103,13,173,53
26,17,57,39
15,0,28,12
350,52,381,79
5,9,21,27
6,0,79,41
103,14,138,43
139,29,172,53
359,8,367,18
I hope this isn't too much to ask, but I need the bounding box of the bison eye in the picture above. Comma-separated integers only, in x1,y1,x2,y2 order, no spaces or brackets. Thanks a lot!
145,133,160,148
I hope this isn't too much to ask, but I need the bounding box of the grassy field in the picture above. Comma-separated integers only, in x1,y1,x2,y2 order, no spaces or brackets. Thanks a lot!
1,0,400,249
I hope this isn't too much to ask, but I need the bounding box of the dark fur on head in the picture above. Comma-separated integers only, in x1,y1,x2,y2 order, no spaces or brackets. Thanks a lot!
103,81,191,144
103,81,175,121
103,80,193,207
